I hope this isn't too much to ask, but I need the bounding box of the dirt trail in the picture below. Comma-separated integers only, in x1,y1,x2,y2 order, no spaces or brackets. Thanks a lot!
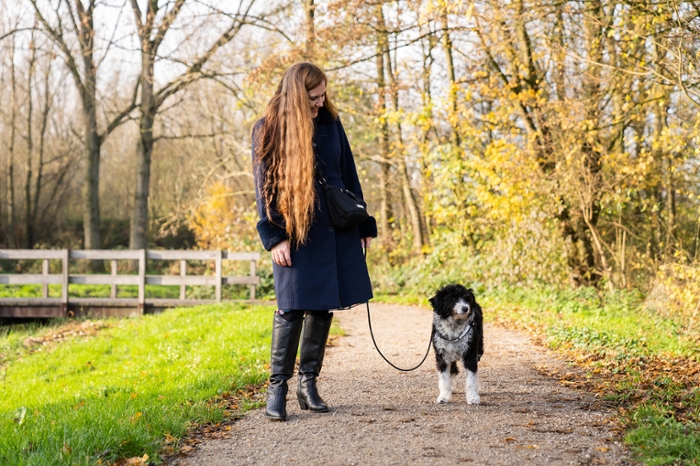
177,303,631,465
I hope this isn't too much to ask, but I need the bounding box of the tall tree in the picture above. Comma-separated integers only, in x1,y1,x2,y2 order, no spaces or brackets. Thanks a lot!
439,4,460,148
128,0,256,252
5,34,18,248
31,0,139,253
22,27,37,248
384,22,425,253
374,2,394,248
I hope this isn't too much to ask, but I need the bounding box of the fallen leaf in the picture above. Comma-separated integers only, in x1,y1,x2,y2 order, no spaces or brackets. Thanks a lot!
124,454,149,465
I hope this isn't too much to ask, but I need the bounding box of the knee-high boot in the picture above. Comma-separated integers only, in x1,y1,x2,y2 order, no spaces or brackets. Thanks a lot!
297,311,333,412
265,313,303,421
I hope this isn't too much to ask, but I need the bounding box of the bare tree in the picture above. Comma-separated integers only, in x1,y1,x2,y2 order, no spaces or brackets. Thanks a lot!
30,0,139,254
374,2,394,248
5,34,18,248
22,26,37,248
127,0,257,252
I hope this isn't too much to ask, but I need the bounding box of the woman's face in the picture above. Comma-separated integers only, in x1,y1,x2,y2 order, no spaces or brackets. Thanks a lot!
308,81,326,118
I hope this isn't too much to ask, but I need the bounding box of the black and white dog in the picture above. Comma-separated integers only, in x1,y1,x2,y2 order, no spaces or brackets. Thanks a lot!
429,284,484,405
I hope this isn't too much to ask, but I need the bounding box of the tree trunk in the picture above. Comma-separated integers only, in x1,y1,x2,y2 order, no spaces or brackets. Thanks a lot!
6,38,18,249
24,36,37,248
384,41,424,253
76,1,103,255
32,54,53,238
129,52,156,253
575,0,605,286
418,24,436,246
375,4,393,247
440,7,460,147
83,105,102,252
653,41,675,252
399,159,424,253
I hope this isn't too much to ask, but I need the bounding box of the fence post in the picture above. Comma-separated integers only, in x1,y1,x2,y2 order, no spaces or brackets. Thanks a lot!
250,259,257,301
215,250,222,303
61,249,69,314
138,249,146,314
110,260,118,299
180,260,186,300
42,259,49,298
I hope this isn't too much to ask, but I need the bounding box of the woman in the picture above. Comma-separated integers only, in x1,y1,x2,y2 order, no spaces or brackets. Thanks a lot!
252,62,377,421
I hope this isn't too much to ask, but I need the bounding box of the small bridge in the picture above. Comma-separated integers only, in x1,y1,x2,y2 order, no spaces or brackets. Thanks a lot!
0,249,261,319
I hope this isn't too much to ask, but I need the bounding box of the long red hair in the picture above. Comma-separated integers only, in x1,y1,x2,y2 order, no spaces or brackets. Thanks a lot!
254,62,338,246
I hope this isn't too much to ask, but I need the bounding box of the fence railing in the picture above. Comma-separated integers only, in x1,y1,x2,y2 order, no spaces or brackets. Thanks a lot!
0,249,261,317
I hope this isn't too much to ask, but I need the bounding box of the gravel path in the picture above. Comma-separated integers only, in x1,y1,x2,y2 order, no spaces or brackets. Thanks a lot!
178,303,632,465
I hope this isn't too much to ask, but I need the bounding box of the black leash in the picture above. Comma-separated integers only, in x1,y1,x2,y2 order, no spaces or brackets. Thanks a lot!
365,301,434,372
363,246,433,372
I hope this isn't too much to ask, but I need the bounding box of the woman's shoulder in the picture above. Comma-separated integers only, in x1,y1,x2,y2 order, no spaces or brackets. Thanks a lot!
251,118,266,159
253,117,265,133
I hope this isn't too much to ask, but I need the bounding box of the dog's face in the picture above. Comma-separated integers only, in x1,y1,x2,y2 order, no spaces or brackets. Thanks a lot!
429,284,476,322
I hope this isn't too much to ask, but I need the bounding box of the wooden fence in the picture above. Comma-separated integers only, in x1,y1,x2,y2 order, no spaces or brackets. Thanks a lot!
0,249,261,318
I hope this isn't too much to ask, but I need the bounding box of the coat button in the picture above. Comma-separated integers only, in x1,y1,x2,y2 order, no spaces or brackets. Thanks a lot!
312,142,317,147
327,227,333,232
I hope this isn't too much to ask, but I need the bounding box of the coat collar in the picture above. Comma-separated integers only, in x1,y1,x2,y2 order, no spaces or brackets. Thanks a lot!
314,106,336,125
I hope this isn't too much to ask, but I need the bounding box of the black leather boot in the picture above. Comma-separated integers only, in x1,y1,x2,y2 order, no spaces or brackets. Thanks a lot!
297,311,333,412
265,313,303,421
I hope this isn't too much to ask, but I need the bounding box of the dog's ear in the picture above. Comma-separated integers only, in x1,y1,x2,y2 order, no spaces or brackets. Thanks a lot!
429,295,438,310
466,288,476,305
429,293,441,311
467,288,482,317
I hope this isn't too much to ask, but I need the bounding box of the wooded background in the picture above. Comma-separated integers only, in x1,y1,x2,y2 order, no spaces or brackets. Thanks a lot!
1,0,699,307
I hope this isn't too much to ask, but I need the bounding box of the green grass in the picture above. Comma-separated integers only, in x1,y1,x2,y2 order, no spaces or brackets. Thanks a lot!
0,304,275,465
483,287,697,358
0,284,254,300
627,407,700,466
372,293,428,307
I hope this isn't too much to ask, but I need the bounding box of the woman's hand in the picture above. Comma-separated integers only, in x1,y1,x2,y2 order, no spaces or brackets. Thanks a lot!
271,240,292,267
361,237,373,249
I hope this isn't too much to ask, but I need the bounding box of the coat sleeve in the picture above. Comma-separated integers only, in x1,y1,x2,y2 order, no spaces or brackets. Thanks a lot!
252,121,288,251
337,119,378,238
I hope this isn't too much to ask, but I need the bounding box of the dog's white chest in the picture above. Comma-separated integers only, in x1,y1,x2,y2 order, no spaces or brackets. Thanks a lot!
432,319,473,361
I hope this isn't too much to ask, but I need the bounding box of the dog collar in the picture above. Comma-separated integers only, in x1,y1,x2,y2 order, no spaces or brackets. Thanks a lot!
435,323,472,342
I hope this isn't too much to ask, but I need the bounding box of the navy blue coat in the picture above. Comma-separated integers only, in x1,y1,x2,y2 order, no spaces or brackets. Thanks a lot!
252,107,377,310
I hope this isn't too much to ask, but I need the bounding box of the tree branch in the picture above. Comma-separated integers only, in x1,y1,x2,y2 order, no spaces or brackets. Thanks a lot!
30,0,85,94
154,1,256,109
152,0,187,53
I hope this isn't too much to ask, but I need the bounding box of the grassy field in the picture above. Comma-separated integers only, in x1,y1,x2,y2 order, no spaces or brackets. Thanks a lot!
481,287,700,466
0,304,274,465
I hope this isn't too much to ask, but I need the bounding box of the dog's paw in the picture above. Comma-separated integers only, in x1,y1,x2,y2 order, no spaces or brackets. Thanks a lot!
466,395,481,405
436,395,451,404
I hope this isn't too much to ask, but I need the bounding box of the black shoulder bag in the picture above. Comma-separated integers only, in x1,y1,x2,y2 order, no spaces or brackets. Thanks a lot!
317,174,369,230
